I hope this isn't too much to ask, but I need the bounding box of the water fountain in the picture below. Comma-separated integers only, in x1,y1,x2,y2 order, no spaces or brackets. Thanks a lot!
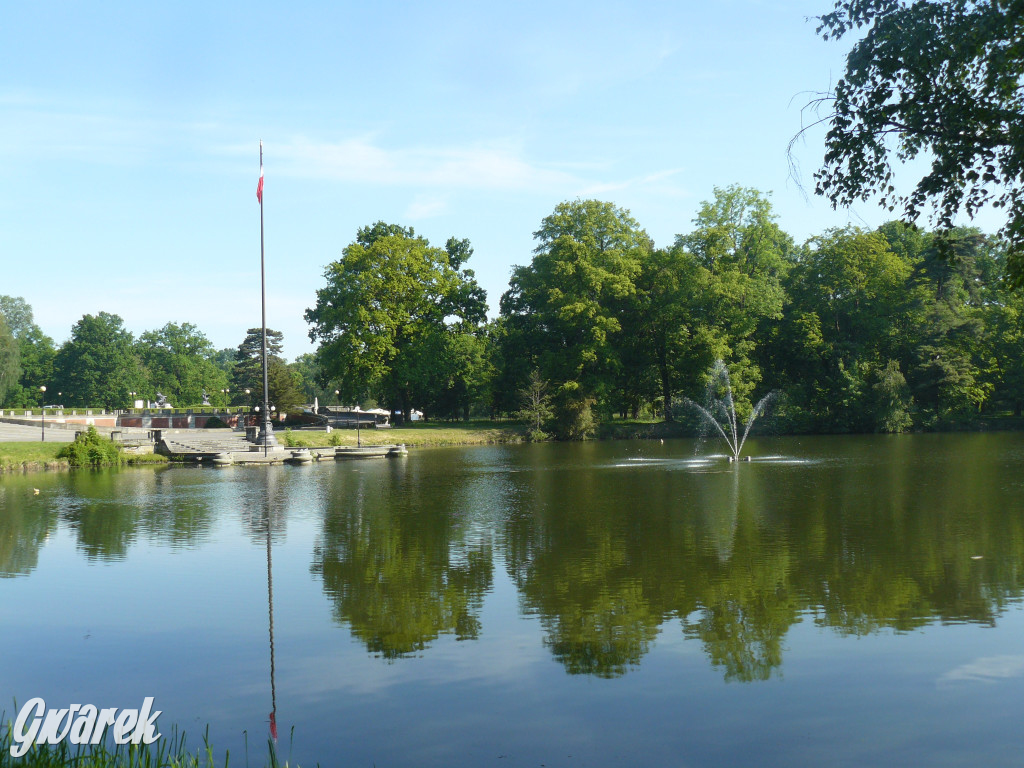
685,361,775,462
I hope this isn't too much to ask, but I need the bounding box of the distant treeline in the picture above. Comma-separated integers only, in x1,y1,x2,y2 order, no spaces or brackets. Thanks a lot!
3,186,1023,436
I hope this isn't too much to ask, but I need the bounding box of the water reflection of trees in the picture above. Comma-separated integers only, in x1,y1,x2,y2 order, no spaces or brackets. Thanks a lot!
311,463,493,658
59,470,216,559
502,461,798,680
5,438,1024,681
0,487,58,577
501,438,1024,679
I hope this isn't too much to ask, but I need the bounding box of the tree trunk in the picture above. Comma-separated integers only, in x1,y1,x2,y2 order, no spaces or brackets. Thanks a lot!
401,387,412,427
659,359,673,422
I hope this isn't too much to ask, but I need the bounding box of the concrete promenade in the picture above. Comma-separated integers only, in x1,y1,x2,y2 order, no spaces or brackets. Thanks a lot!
0,421,76,442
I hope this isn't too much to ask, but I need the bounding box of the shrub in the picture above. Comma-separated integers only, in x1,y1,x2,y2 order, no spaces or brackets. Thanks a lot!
204,416,229,429
56,427,125,467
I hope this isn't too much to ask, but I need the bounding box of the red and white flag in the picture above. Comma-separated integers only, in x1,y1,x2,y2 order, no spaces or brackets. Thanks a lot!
256,141,264,203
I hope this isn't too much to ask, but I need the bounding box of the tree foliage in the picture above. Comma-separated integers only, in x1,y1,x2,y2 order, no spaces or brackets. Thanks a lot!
499,200,650,437
811,0,1024,283
0,296,55,407
53,313,146,409
230,327,302,412
0,314,19,406
136,322,228,407
305,223,487,422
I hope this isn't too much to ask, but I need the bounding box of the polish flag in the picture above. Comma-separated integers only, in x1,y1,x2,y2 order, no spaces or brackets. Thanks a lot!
256,161,264,204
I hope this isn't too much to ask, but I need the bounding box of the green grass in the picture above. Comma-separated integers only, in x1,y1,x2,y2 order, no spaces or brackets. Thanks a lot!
281,420,525,448
1,437,168,473
0,442,67,472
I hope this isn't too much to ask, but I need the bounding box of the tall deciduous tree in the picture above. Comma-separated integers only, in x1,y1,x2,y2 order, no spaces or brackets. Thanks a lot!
137,322,228,406
0,315,19,406
52,313,146,408
0,296,55,407
499,200,650,437
773,227,915,430
809,0,1024,284
305,223,487,422
673,186,791,418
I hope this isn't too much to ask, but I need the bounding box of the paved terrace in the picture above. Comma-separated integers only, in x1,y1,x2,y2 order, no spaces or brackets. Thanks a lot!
0,415,155,443
0,421,76,442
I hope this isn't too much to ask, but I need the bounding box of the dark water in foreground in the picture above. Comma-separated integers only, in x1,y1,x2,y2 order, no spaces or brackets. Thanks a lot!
2,434,1024,767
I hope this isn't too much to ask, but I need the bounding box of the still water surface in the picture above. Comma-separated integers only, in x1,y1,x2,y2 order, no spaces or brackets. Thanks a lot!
2,434,1024,766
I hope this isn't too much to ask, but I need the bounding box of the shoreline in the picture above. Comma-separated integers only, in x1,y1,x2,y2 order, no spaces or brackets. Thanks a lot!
5,416,1024,474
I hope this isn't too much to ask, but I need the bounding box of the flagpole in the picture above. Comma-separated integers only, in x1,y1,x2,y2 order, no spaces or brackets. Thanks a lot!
257,140,276,455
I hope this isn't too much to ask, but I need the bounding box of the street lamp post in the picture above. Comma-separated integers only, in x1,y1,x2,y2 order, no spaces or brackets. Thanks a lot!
39,386,46,441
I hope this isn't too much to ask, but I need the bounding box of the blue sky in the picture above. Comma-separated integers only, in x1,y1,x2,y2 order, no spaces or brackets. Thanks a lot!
0,1,1006,360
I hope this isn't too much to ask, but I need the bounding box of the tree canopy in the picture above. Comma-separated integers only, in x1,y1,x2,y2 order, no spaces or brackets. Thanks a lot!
810,0,1024,283
499,200,650,437
305,223,487,422
0,296,55,407
52,313,146,409
137,322,228,407
230,328,303,412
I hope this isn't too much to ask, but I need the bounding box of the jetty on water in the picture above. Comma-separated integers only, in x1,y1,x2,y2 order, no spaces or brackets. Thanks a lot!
158,432,407,466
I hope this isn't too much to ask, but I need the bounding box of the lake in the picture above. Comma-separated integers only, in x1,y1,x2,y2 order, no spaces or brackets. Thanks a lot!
2,434,1024,766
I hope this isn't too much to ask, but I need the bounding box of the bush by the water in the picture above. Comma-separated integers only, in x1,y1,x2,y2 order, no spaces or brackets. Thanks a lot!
56,427,126,467
203,416,229,429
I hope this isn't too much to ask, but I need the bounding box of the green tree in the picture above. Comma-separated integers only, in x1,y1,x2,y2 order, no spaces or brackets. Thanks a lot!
267,358,304,413
499,200,650,437
517,369,553,439
291,352,329,403
773,227,914,430
0,296,55,407
305,223,487,423
52,313,146,409
210,347,237,375
899,228,993,421
983,266,1024,416
810,0,1024,284
870,359,914,433
0,314,19,406
229,328,302,411
136,322,228,407
673,186,791,418
230,327,283,400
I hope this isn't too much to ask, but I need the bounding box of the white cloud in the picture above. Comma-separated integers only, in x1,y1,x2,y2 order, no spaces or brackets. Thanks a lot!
580,168,689,197
273,136,581,193
939,655,1024,685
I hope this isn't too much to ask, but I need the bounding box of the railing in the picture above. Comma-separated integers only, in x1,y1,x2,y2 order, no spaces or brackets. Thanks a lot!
119,407,253,415
0,407,253,417
0,408,106,417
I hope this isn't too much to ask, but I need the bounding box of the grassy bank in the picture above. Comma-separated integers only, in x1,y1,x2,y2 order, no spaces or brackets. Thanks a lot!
0,438,168,473
0,442,68,472
281,420,525,448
